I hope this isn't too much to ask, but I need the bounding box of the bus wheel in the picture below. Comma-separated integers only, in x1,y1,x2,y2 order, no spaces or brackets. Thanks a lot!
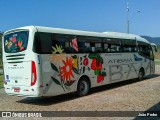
138,69,144,81
77,77,90,97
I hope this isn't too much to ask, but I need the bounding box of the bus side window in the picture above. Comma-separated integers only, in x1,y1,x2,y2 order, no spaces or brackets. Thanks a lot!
102,39,110,53
78,37,91,53
95,43,102,53
78,37,102,53
78,40,85,53
122,39,137,52
51,34,61,54
149,45,154,60
33,32,41,53
88,37,102,53
64,35,79,53
51,34,68,54
109,39,121,53
138,41,151,58
34,32,52,54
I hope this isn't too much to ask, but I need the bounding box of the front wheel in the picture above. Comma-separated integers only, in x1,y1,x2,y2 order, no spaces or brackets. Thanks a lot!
77,78,90,97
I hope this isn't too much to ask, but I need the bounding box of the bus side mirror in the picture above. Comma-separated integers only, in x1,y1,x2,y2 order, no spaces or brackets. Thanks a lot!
151,43,158,52
155,46,158,52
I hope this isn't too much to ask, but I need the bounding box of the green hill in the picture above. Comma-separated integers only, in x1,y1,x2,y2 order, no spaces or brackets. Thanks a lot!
141,36,160,45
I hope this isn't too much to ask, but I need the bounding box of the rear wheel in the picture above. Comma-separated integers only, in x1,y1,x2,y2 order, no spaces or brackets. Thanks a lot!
138,69,144,81
77,77,90,97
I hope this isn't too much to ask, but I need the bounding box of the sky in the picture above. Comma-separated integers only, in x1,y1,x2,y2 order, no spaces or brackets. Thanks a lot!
0,0,160,37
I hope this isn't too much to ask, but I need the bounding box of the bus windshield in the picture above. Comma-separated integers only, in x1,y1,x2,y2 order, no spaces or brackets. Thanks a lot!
4,31,29,53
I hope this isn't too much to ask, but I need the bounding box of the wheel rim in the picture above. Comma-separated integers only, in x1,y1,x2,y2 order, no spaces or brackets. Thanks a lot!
139,71,143,80
80,81,88,95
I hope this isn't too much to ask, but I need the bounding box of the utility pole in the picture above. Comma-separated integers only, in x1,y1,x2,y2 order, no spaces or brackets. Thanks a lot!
126,3,129,33
126,3,140,34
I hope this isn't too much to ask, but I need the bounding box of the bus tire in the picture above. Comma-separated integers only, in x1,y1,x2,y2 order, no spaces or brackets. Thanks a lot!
77,77,90,97
138,68,144,81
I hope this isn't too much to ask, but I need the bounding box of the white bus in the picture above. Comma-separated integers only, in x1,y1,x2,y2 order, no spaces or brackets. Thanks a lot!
2,26,156,97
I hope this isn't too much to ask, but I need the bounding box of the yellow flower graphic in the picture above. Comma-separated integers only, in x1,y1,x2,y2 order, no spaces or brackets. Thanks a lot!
52,45,64,54
49,54,65,64
60,57,74,81
49,44,65,64
72,58,78,68
71,55,78,68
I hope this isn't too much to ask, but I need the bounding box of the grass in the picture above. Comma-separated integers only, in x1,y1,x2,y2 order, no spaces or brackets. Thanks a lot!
0,74,4,88
155,61,160,65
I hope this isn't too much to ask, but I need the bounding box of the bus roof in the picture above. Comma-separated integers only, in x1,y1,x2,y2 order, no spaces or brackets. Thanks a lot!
4,25,149,43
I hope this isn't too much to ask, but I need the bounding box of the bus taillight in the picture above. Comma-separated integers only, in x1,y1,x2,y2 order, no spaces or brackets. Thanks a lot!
31,61,37,86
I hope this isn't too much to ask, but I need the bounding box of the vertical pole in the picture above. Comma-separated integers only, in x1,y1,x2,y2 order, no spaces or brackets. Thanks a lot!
127,20,129,33
126,3,129,33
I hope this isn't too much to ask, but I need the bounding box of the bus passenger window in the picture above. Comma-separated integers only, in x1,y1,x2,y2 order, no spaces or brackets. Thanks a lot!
106,39,121,53
102,39,110,53
34,32,52,54
51,34,66,54
78,37,91,53
103,43,109,52
122,39,137,52
70,36,78,52
95,43,102,53
138,41,151,58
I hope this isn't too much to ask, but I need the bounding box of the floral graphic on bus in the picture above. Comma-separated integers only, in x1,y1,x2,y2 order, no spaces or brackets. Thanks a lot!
83,57,89,66
49,45,65,64
52,45,64,54
12,36,16,42
5,37,25,52
15,40,24,51
4,31,28,53
70,37,78,52
60,57,74,81
71,55,78,68
89,53,106,83
49,50,106,91
50,55,79,91
5,40,12,50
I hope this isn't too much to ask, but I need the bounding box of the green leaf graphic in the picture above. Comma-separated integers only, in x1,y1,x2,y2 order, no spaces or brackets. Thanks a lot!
51,63,59,73
65,80,76,86
71,55,77,59
80,57,82,61
94,69,100,75
51,76,61,86
96,54,103,64
88,67,90,71
99,56,103,64
83,66,85,73
88,53,96,59
64,84,71,90
72,67,79,74
101,71,106,76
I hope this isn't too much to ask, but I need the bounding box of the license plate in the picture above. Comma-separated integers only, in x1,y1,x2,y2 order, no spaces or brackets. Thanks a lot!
14,88,20,92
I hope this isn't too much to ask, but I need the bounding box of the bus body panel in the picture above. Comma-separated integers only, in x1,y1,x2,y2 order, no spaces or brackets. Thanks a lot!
40,52,153,96
3,53,43,97
3,61,31,86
